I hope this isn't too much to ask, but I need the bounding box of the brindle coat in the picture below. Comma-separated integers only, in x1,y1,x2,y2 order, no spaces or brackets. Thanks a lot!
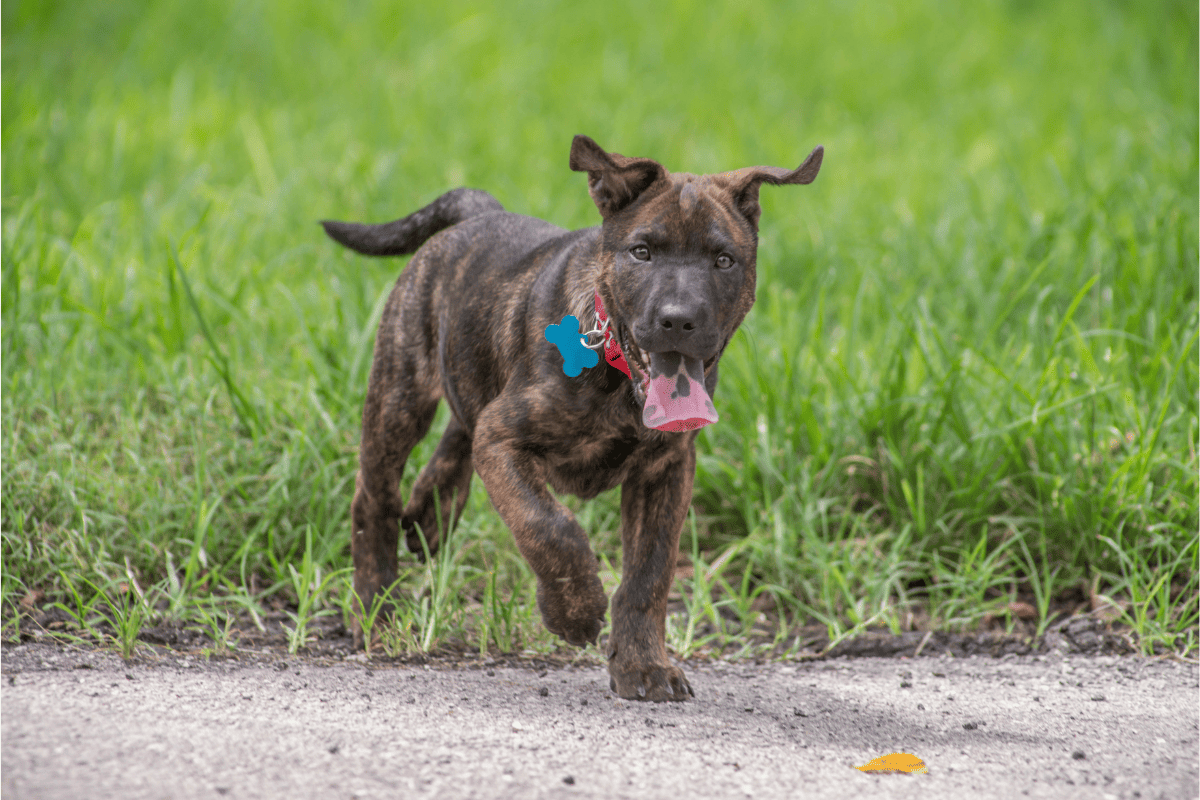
322,135,822,701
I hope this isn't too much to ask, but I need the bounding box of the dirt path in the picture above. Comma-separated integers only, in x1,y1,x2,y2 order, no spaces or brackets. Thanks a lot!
2,643,1196,800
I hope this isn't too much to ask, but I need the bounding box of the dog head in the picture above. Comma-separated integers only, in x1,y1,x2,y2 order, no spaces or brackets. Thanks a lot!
569,135,823,415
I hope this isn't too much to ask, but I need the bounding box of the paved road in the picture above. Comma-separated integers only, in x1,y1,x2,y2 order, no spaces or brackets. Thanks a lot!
2,644,1196,799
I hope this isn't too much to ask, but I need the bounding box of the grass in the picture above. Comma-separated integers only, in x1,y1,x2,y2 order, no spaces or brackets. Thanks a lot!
2,0,1196,659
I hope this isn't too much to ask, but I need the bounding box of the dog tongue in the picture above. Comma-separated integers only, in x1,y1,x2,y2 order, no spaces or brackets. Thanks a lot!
641,352,719,432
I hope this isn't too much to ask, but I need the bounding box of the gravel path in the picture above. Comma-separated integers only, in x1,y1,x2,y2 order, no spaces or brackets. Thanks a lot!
2,644,1197,799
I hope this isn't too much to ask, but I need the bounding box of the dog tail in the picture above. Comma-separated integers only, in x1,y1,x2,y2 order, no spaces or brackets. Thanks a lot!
321,188,505,256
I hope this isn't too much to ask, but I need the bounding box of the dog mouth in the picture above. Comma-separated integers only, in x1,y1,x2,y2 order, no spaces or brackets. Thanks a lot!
619,326,719,432
617,324,651,403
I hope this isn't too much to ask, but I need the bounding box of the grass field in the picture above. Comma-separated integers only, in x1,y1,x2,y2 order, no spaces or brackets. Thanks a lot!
3,0,1196,659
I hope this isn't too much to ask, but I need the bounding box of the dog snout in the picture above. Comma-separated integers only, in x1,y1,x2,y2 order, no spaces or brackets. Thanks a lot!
635,299,714,358
657,302,700,335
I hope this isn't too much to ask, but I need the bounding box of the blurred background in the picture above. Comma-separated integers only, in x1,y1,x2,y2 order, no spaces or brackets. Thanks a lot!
3,0,1196,656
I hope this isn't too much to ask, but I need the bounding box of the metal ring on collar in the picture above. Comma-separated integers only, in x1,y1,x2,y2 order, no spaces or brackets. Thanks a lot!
580,315,609,349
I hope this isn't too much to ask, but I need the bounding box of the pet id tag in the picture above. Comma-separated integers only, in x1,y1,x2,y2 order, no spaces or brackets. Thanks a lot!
545,315,600,377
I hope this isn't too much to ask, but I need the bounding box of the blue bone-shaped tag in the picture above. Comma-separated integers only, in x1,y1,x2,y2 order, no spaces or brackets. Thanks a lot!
544,315,599,377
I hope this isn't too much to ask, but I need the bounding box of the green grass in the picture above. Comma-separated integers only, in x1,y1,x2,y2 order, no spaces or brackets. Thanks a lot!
3,0,1196,658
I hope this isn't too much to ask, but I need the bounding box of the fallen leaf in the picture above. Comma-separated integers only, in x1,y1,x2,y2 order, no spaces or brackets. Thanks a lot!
855,753,928,774
1007,601,1038,620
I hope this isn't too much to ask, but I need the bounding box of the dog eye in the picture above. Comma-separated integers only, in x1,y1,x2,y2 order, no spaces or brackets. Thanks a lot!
630,245,651,262
715,254,734,270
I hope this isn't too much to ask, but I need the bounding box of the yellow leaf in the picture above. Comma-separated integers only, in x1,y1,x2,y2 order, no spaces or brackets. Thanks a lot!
854,753,928,774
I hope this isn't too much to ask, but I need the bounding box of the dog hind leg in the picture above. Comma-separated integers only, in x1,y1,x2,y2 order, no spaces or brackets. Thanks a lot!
350,344,441,642
401,416,473,559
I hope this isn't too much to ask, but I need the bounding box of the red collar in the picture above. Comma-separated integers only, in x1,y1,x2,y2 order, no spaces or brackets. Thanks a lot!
593,292,633,379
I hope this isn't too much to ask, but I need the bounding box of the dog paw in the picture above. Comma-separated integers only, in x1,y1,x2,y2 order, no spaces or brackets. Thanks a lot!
608,660,693,702
536,577,608,648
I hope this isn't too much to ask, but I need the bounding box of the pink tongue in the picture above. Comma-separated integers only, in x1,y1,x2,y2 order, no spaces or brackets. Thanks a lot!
641,352,718,432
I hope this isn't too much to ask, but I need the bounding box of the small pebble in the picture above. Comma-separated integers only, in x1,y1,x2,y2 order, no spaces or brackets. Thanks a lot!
563,776,575,785
1072,750,1086,760
963,722,978,730
539,687,549,697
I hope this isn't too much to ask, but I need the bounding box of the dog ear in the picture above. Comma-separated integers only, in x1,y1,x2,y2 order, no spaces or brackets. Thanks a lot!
727,145,824,230
569,135,668,218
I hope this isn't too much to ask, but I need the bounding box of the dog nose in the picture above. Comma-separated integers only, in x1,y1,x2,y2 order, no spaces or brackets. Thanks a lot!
657,304,698,335
636,298,713,359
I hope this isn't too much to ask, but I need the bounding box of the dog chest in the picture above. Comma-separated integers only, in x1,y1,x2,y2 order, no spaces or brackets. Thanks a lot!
541,432,646,499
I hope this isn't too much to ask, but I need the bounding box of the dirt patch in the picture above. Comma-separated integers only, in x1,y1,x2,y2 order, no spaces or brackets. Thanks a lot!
820,616,1138,659
3,601,1146,677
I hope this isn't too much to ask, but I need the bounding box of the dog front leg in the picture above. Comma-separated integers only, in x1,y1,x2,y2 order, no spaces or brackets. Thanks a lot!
608,446,696,701
473,415,609,647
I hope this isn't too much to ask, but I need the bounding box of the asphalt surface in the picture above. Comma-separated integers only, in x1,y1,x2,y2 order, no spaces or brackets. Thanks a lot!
2,644,1197,800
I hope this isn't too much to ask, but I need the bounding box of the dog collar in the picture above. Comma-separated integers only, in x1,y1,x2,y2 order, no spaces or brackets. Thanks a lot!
542,293,633,380
545,294,719,432
591,292,633,379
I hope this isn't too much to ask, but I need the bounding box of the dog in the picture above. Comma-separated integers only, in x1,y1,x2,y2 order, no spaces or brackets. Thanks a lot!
322,135,822,701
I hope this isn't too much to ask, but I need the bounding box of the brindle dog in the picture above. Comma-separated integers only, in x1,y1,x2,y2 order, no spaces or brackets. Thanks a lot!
322,135,822,701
